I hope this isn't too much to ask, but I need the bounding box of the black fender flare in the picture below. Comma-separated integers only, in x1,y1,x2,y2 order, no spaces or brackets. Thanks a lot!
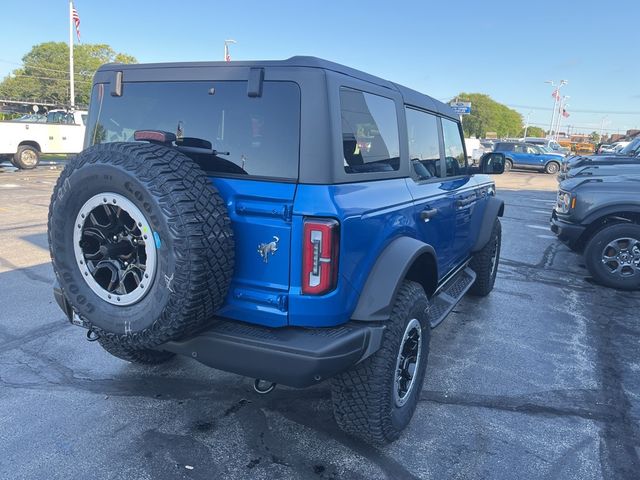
472,196,504,253
581,204,640,226
351,237,437,322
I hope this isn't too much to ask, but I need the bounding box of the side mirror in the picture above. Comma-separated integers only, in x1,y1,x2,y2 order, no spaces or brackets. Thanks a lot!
480,152,505,174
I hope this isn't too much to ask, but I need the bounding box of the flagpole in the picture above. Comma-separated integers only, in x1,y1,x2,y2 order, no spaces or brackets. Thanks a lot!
68,0,75,107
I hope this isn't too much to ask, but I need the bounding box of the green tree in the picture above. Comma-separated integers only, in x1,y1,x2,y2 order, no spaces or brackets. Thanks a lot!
589,131,600,143
521,126,546,138
0,42,136,106
453,93,523,138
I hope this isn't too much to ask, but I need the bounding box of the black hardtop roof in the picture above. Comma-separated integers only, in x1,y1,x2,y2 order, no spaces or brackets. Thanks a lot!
97,56,457,119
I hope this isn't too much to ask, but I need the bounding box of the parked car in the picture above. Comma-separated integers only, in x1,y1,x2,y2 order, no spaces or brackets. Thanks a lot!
600,141,630,154
558,137,640,180
523,137,570,155
493,141,565,174
48,56,506,444
551,174,640,290
565,163,640,180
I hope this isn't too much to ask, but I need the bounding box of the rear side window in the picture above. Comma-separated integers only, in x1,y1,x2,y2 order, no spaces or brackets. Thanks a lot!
86,81,300,180
495,142,514,152
340,88,400,174
406,107,442,180
441,118,467,176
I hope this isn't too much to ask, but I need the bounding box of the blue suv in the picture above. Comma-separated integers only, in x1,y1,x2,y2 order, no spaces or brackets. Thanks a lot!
48,57,505,443
494,141,564,174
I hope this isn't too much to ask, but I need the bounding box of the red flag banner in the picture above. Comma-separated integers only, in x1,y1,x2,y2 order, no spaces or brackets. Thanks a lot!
72,5,81,42
551,89,560,100
562,109,570,118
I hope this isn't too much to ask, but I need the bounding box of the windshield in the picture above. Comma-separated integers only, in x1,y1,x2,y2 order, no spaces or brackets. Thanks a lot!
619,138,640,155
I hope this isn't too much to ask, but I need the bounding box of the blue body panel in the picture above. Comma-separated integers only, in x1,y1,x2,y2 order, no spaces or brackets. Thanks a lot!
210,178,296,327
209,175,490,328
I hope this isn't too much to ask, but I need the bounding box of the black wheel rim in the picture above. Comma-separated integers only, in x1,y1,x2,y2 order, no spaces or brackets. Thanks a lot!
394,318,422,407
73,193,157,305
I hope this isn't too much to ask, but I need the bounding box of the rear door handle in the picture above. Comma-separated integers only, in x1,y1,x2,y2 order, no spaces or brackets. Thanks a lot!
420,208,438,222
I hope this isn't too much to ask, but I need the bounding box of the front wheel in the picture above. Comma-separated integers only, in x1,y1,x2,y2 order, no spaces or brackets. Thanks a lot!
504,159,513,172
584,223,640,290
545,161,560,175
331,280,430,444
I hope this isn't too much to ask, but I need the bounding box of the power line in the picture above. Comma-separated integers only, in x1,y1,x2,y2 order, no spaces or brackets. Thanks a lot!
0,59,94,77
9,73,92,84
506,103,640,115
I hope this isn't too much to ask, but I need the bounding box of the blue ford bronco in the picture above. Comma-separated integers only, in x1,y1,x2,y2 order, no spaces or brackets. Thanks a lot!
48,57,505,443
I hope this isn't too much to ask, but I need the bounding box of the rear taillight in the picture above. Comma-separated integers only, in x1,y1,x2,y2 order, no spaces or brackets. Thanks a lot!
302,218,339,295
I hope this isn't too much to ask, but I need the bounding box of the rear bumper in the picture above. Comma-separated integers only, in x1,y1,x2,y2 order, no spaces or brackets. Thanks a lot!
53,282,384,388
163,320,384,388
550,210,585,249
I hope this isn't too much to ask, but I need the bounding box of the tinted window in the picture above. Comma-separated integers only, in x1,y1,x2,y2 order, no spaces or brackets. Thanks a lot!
441,118,466,176
340,88,400,174
406,107,442,180
495,143,514,152
86,81,300,179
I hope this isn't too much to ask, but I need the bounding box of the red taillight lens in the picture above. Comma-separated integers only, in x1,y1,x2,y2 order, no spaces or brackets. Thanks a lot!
302,218,340,295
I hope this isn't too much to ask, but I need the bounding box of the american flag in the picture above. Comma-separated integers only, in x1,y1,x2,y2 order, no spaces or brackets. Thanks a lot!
562,109,570,118
72,5,81,42
551,89,560,100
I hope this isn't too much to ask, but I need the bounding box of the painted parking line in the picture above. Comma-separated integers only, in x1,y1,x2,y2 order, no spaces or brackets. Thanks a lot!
0,184,20,188
537,234,556,239
533,209,551,214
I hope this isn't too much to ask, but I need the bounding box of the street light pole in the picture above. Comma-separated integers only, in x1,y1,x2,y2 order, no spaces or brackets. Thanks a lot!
224,39,236,62
555,97,569,140
545,79,567,137
523,111,532,138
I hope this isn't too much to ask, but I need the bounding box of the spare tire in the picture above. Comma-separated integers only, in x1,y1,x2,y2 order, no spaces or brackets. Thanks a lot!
48,142,234,349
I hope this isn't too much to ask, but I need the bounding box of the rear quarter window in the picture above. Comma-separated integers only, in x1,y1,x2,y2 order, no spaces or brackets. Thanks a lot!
86,80,301,180
340,88,400,174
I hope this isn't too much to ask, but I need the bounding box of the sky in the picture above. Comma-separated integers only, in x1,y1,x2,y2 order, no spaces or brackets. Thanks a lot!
1,0,638,135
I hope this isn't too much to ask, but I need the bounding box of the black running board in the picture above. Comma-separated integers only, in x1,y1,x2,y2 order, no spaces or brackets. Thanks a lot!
429,267,476,328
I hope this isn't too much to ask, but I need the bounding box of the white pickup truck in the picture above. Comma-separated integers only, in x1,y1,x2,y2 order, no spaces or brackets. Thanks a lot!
0,109,87,169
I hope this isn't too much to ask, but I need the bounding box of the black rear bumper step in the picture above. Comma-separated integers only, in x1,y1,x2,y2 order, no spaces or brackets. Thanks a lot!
162,320,385,388
53,281,384,388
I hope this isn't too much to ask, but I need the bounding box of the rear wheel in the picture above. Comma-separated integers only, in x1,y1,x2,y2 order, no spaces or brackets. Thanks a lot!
98,337,175,364
331,280,430,444
469,218,501,296
13,145,40,169
584,223,640,290
545,161,560,175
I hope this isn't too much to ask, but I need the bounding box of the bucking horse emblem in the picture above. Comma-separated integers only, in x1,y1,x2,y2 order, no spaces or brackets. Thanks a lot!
258,236,280,263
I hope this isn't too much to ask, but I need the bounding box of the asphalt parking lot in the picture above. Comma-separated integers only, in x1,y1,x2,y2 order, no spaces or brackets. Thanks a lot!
0,161,638,480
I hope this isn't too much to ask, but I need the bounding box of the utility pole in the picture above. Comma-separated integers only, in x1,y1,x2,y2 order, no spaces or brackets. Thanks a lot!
599,116,608,142
68,0,75,107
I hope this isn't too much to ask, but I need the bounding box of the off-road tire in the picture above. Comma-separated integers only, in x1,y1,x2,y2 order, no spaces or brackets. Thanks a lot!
584,223,640,291
48,142,234,350
469,218,501,296
504,159,513,172
13,145,40,169
545,161,560,175
331,280,430,444
98,337,175,364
